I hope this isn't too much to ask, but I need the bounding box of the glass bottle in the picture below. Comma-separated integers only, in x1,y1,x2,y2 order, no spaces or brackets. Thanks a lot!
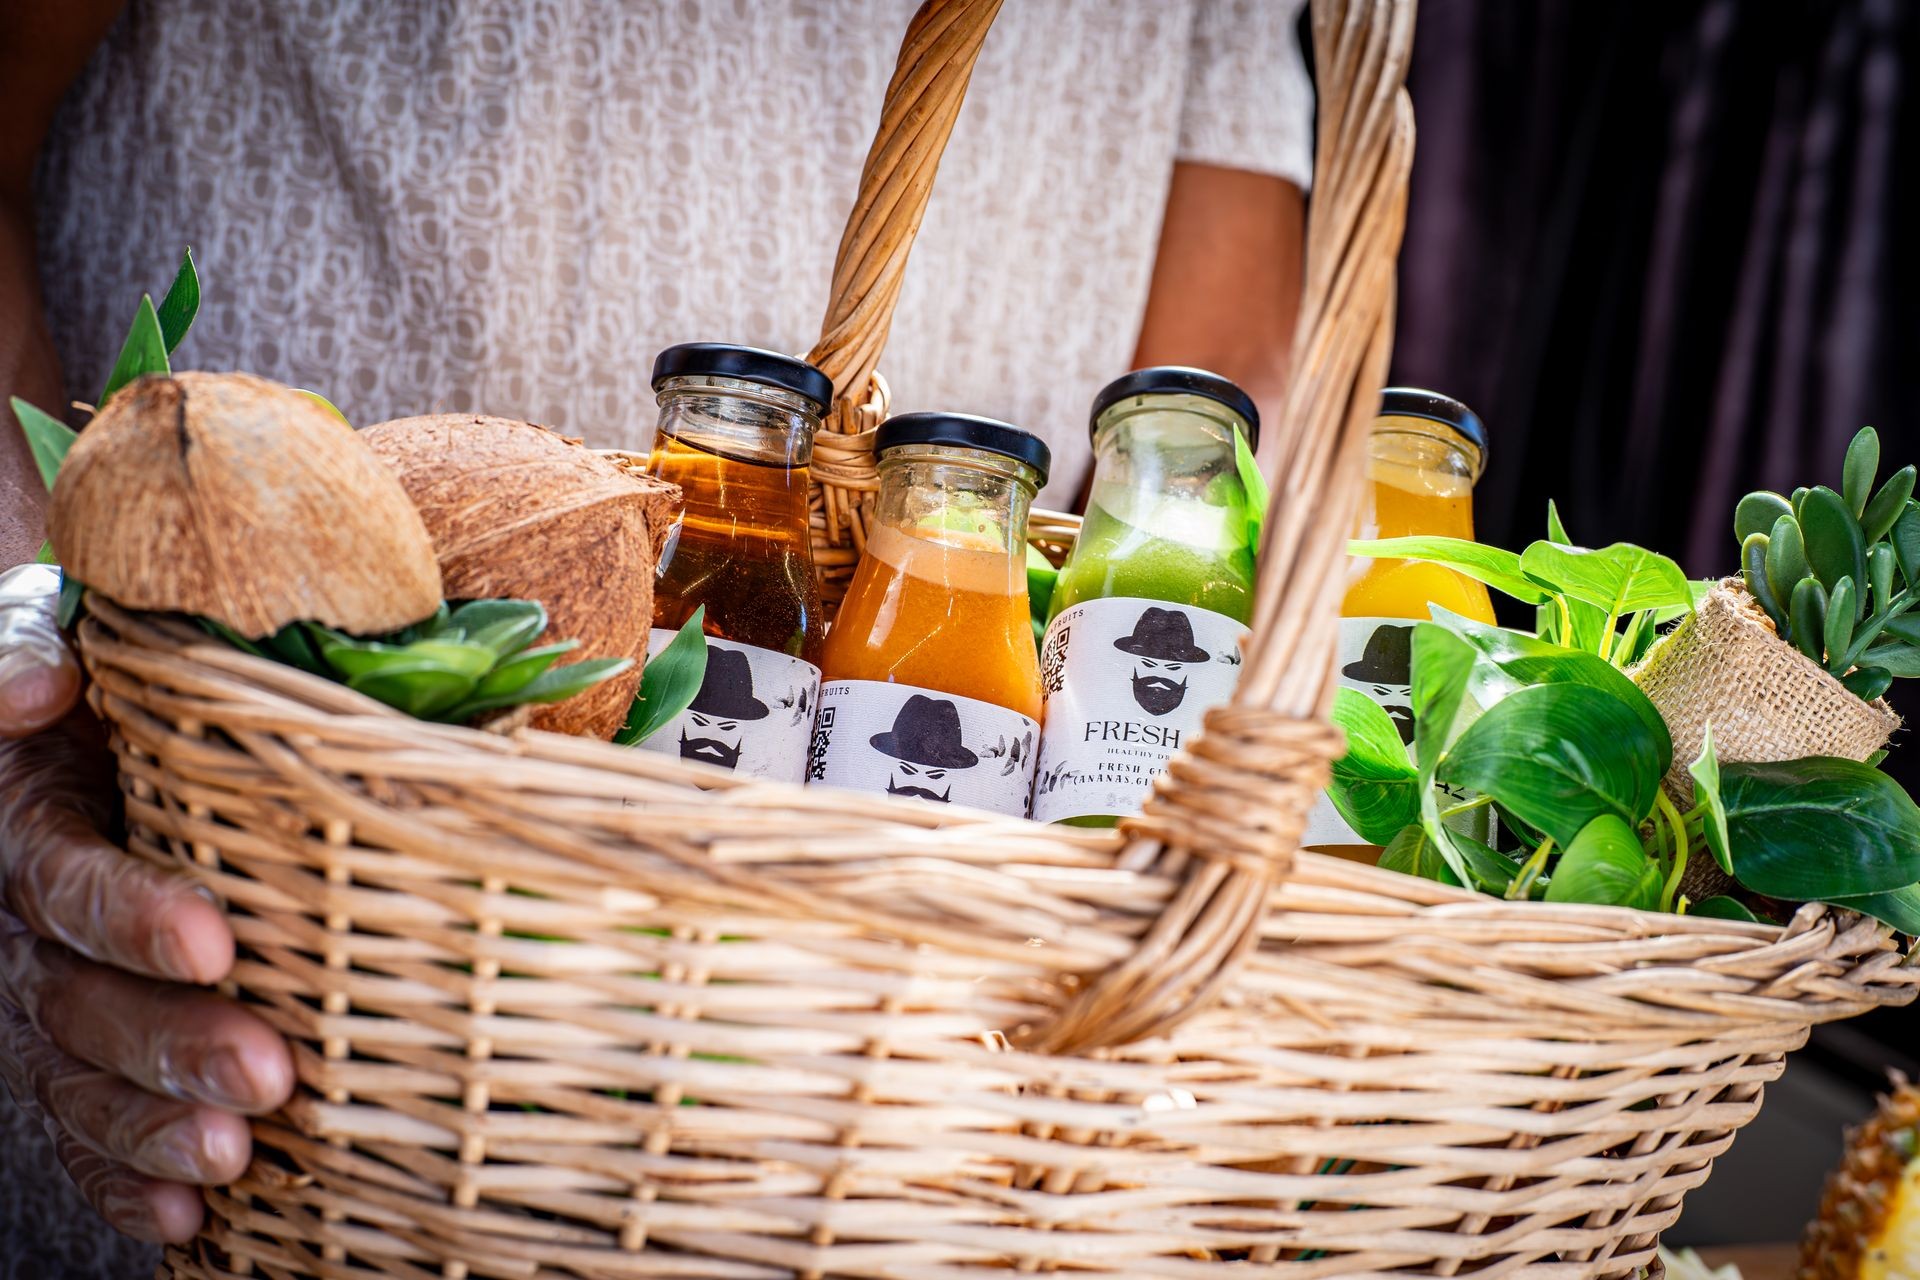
809,413,1049,816
1303,386,1495,853
1030,368,1260,825
636,342,831,782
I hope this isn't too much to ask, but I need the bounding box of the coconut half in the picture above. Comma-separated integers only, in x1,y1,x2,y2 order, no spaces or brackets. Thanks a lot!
50,372,443,638
362,414,679,739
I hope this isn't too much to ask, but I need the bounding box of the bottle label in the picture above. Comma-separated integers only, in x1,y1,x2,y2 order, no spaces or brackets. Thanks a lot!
632,631,820,784
1029,598,1249,824
808,680,1039,817
1302,616,1493,847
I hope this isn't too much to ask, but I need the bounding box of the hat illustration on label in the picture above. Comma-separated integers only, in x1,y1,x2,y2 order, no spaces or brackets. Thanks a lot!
870,694,978,803
678,647,769,770
1113,606,1209,717
1342,623,1415,744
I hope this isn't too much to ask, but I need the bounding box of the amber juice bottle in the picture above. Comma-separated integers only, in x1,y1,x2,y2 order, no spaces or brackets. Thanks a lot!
636,343,832,782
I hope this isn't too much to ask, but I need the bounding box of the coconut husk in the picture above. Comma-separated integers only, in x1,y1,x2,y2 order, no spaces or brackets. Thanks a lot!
362,415,679,739
1631,577,1902,904
49,372,443,637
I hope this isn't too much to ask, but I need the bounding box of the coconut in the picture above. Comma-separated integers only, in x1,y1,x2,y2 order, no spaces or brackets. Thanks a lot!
361,415,679,739
49,372,443,637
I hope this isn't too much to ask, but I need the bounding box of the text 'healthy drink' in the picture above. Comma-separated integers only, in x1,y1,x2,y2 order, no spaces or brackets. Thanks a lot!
1030,368,1259,825
809,414,1050,816
637,343,831,782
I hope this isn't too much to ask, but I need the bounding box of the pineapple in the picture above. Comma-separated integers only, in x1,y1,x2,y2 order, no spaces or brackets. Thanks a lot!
1801,1074,1920,1279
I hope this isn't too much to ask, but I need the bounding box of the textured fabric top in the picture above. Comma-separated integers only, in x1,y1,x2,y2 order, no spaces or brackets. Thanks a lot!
34,0,1312,507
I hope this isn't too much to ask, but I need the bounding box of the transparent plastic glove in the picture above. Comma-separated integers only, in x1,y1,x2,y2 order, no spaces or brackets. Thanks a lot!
0,564,293,1243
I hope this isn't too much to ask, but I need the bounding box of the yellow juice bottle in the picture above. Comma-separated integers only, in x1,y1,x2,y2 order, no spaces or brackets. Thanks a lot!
1304,388,1494,859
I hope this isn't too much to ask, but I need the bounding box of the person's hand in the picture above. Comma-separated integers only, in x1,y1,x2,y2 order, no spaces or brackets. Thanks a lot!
0,564,294,1243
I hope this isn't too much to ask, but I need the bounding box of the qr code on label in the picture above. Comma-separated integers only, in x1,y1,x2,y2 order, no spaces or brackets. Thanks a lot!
806,706,836,781
1040,622,1071,695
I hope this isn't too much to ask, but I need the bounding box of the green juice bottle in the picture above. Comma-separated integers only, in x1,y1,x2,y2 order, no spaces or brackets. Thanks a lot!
1030,368,1259,826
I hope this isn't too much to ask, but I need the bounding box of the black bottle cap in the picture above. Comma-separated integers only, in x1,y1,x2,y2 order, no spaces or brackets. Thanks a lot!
876,412,1052,486
1089,366,1260,449
1380,387,1488,457
651,343,834,412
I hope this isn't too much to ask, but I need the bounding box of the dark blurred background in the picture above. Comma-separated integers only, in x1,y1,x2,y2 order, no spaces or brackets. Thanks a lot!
1389,0,1916,1248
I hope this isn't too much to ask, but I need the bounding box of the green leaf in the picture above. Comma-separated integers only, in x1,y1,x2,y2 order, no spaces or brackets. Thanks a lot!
56,574,82,628
469,641,578,699
155,248,199,353
1862,639,1920,677
1687,724,1732,875
1841,667,1893,702
1863,465,1916,545
1722,757,1920,899
1452,831,1526,896
199,616,268,658
1735,491,1794,545
1348,536,1549,605
1427,608,1672,771
1327,688,1421,844
616,607,709,747
1745,533,1788,633
1870,544,1898,616
1545,498,1573,545
350,666,480,719
1828,884,1920,934
1378,824,1461,887
1789,576,1827,663
1545,814,1662,910
98,294,171,406
11,398,78,492
1233,427,1270,553
34,541,57,565
1439,682,1666,847
321,636,497,682
1026,543,1057,645
1408,622,1484,771
1800,486,1869,613
1842,426,1879,518
1692,896,1767,923
452,656,631,719
1893,503,1920,588
297,389,350,425
1519,540,1693,616
1824,576,1857,667
446,599,548,657
1765,515,1809,606
263,623,329,675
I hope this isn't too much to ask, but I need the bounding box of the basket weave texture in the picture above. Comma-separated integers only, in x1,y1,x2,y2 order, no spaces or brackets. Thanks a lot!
64,0,1917,1276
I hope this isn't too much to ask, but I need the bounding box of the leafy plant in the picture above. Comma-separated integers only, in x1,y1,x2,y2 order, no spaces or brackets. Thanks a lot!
1325,609,1920,928
615,608,708,746
204,599,629,724
1350,502,1706,668
1735,426,1918,701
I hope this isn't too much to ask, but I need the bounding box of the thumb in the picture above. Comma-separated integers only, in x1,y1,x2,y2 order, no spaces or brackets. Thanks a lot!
0,564,81,739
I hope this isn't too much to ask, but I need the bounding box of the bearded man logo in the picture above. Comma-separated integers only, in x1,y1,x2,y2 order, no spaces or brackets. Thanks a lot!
1341,623,1415,743
869,694,979,802
1112,606,1209,717
678,647,769,769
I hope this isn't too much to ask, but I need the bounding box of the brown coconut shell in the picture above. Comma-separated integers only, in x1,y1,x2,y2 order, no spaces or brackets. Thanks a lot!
49,372,443,637
362,415,679,739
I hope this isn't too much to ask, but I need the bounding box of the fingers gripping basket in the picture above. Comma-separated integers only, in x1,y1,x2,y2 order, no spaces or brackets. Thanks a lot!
70,1,1915,1276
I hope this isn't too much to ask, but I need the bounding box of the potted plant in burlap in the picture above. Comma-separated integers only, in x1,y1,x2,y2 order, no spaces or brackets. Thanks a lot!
1633,427,1914,901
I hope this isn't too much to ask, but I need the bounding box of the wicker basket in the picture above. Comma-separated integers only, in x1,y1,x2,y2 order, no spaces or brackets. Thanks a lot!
73,1,1917,1277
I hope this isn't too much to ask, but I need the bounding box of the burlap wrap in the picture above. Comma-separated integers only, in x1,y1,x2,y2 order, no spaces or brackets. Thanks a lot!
1632,578,1903,903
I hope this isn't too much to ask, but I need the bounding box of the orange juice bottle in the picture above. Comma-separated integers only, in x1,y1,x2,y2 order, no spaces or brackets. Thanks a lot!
809,413,1049,815
1304,388,1495,854
638,343,831,783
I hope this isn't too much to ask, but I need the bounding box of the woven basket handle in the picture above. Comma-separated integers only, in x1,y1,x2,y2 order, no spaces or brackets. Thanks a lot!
809,0,1419,1053
1029,0,1420,1053
805,0,1004,598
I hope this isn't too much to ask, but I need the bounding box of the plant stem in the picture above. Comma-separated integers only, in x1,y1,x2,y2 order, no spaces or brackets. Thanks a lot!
1508,836,1555,901
1438,795,1495,821
1657,789,1691,912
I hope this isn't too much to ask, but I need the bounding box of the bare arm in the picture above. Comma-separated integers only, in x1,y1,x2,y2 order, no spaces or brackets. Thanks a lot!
0,0,124,566
1133,160,1306,475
